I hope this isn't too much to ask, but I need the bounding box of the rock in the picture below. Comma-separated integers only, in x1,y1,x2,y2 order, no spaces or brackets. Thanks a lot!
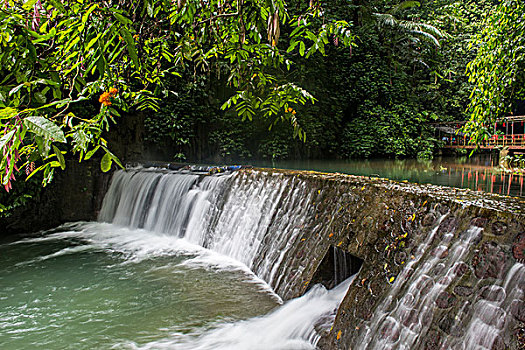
515,326,525,349
394,251,407,266
432,246,449,259
472,242,507,279
491,335,505,350
454,262,470,277
460,228,483,245
454,285,474,297
480,285,506,303
361,216,374,229
401,308,418,328
477,303,506,329
380,219,393,232
423,330,442,350
439,314,466,337
437,204,450,215
401,293,416,308
416,275,435,295
471,217,488,228
510,299,525,322
491,221,507,236
436,291,457,309
439,315,454,334
513,233,525,261
438,276,453,285
420,306,434,328
450,323,465,338
367,230,378,245
431,263,446,277
379,318,400,343
438,216,458,235
422,213,437,227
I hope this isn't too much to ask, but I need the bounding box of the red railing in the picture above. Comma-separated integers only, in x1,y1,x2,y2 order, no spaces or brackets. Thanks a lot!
443,134,525,148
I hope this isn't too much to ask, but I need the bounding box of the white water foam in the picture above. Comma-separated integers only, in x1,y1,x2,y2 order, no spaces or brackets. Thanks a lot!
356,217,483,350
98,169,316,293
459,262,525,350
12,222,282,302
15,219,350,349
120,275,355,350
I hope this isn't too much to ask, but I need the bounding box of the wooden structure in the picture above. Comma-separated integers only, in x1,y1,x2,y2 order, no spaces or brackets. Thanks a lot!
433,116,525,150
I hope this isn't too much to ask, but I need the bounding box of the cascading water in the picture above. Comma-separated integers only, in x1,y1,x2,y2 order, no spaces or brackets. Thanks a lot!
353,215,524,350
130,275,356,350
97,167,346,348
458,262,524,350
99,168,315,293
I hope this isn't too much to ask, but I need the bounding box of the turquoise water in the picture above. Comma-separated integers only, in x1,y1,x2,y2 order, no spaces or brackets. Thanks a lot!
0,223,279,349
249,155,525,197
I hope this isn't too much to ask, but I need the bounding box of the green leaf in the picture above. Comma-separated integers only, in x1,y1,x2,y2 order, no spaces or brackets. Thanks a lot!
34,91,47,104
147,0,154,17
9,82,28,96
85,33,103,51
82,4,98,25
23,0,38,11
0,129,16,151
52,145,66,170
112,12,132,25
102,147,124,168
24,116,66,143
120,28,139,67
0,107,17,119
84,145,100,160
100,153,112,172
46,0,65,11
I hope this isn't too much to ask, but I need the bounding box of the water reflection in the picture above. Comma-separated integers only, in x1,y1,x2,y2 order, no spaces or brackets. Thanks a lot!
248,155,525,198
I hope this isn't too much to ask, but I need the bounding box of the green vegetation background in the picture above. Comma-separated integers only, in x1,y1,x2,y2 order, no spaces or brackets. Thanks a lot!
143,0,495,162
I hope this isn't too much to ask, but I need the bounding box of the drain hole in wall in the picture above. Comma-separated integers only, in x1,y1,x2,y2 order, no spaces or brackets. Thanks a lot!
310,246,363,290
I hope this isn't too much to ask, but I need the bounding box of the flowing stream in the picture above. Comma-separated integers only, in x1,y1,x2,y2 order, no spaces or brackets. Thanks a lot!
1,168,349,349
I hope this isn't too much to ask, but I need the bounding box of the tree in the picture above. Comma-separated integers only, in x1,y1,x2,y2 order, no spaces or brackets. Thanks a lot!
464,0,525,144
0,0,353,192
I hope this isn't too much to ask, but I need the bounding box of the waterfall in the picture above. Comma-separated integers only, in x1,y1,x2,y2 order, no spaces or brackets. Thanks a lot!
354,218,523,350
131,275,356,350
99,167,523,349
458,262,524,349
99,168,314,291
355,218,485,349
334,247,356,286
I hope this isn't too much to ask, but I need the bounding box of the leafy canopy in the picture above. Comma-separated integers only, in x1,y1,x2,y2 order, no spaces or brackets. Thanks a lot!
464,0,525,144
0,0,353,191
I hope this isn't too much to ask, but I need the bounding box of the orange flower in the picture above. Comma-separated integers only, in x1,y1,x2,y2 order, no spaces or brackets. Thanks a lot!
99,91,112,106
292,110,296,115
109,87,118,96
99,92,110,103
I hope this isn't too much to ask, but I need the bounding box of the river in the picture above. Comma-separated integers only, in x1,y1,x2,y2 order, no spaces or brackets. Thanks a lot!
250,154,525,197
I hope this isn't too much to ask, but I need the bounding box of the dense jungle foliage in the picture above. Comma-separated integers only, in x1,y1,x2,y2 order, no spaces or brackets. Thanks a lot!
1,0,524,216
142,0,502,162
